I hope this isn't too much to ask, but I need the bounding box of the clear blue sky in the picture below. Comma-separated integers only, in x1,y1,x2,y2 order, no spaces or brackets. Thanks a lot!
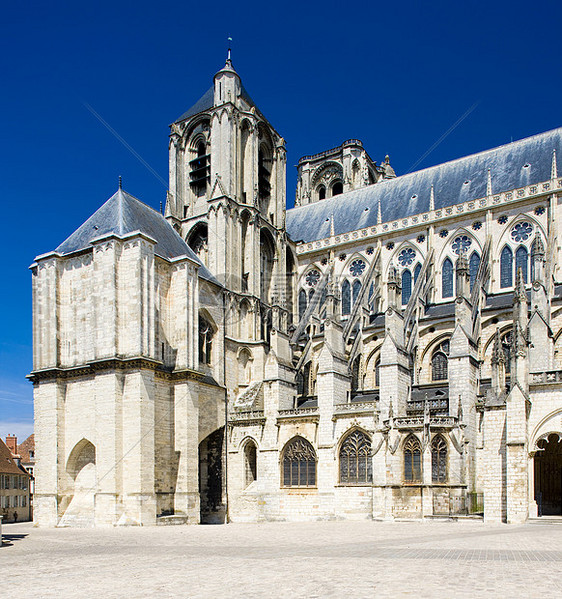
1,0,560,440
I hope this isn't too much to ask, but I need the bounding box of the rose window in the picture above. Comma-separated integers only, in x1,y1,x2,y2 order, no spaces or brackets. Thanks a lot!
305,269,320,286
349,259,366,277
452,235,472,255
398,248,416,266
510,222,533,242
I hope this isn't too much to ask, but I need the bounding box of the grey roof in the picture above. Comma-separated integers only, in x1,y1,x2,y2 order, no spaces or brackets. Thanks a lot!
54,188,219,284
286,127,562,243
174,86,214,123
174,63,266,124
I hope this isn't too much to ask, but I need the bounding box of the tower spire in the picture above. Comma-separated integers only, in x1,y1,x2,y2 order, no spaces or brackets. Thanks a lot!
227,36,232,62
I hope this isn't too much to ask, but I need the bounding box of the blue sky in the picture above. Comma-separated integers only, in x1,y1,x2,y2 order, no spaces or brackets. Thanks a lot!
1,0,561,440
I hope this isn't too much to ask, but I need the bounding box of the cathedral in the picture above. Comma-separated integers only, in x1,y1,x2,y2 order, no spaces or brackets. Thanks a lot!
30,56,562,526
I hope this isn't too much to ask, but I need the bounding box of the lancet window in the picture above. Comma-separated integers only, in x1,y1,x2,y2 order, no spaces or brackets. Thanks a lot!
442,258,454,298
431,339,450,381
244,440,257,487
431,435,447,483
469,252,481,291
404,435,422,483
339,430,372,484
402,269,412,305
282,437,317,487
198,317,214,365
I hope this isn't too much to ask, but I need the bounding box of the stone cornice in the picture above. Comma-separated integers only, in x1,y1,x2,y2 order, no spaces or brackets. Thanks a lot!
28,358,203,383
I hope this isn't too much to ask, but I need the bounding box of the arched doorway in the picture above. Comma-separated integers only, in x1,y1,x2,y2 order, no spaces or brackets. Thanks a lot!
534,433,562,516
60,439,96,527
199,427,225,524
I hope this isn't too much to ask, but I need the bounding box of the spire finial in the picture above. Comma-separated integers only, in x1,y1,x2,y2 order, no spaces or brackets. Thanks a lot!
377,197,382,224
429,184,435,211
487,167,492,196
552,149,558,179
227,36,232,62
118,175,122,189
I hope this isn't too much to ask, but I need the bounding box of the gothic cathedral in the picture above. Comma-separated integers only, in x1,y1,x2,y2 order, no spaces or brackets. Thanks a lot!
30,57,562,526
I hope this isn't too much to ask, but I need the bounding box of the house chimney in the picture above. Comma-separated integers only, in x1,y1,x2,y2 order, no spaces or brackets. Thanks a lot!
6,434,17,455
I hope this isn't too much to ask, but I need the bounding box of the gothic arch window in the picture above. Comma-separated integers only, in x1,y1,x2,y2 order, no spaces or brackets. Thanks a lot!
240,120,252,203
402,269,412,305
258,138,272,201
199,316,214,365
431,339,450,381
469,252,481,291
352,279,362,306
515,245,528,283
286,251,295,321
282,436,317,487
238,348,253,386
188,123,210,197
414,262,422,284
331,181,343,196
375,358,380,388
502,330,512,374
351,355,362,393
187,222,208,264
318,185,326,201
260,229,275,303
342,280,351,315
500,246,513,288
442,258,454,298
339,430,372,484
404,435,422,483
298,289,307,320
244,440,257,487
431,435,447,483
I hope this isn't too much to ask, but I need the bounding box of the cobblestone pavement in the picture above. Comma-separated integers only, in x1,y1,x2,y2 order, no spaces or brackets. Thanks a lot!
2,519,562,598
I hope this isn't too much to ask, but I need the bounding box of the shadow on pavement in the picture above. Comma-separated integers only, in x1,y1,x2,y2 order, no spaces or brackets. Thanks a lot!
1,533,28,547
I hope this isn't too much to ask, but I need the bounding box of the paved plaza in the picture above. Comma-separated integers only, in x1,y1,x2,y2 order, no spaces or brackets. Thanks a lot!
2,519,562,598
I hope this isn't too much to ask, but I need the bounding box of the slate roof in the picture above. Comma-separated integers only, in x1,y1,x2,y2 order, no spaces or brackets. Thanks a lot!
173,59,267,125
0,438,28,476
286,127,562,244
54,188,219,284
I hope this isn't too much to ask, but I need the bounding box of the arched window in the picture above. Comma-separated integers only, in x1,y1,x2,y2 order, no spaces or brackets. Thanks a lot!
189,130,210,197
402,269,412,305
374,358,380,388
500,246,513,288
258,141,272,200
282,436,316,487
515,246,528,283
187,223,208,263
502,330,512,374
431,339,450,381
431,436,447,483
244,440,257,487
332,181,343,196
339,430,372,484
260,229,275,303
404,435,422,483
318,186,326,201
442,258,454,298
342,280,351,315
469,252,480,291
352,279,362,306
298,289,307,320
414,263,421,284
199,316,214,365
351,356,361,393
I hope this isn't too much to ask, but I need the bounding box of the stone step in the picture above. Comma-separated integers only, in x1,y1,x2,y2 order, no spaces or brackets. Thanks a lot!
528,516,562,525
156,515,189,526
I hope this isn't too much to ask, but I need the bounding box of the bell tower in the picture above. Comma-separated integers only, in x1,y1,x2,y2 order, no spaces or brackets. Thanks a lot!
165,54,291,330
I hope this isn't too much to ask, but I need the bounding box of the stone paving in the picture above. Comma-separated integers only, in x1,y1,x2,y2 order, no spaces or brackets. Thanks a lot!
2,519,562,598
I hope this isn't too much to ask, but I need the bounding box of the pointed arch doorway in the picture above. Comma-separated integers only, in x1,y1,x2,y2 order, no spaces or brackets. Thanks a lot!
199,427,226,524
534,433,562,516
